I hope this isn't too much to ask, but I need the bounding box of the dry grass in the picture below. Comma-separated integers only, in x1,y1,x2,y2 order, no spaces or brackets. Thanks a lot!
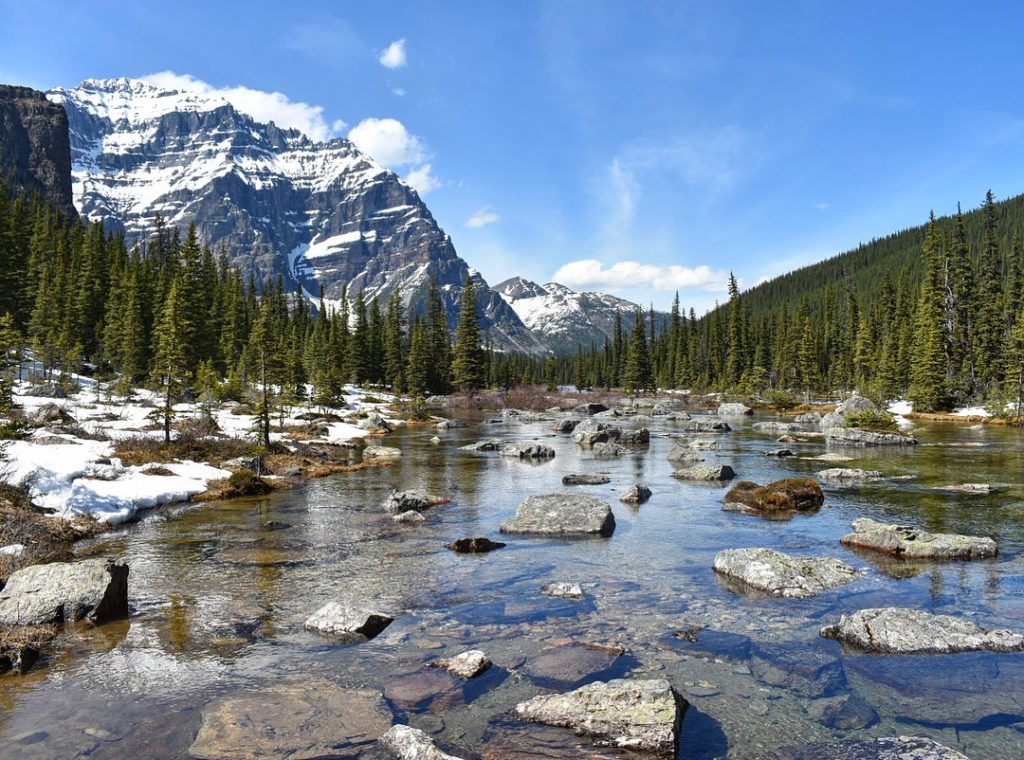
0,623,59,674
725,478,824,512
114,434,254,467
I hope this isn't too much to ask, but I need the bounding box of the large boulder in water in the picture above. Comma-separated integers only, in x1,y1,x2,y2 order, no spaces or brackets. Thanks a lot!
672,464,736,482
723,478,824,515
820,607,1024,654
500,494,615,536
839,518,997,560
512,677,685,754
667,443,704,464
0,558,128,626
502,443,556,459
713,548,857,598
303,602,395,640
837,395,880,415
685,418,731,433
572,420,622,447
717,402,753,416
743,736,970,760
826,427,917,446
379,725,466,760
383,490,449,514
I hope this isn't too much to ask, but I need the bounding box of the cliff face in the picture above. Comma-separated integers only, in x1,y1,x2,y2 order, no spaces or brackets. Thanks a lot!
0,85,76,217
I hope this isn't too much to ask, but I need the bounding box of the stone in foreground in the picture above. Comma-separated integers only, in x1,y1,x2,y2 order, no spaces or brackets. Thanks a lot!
303,602,394,640
713,548,857,598
500,494,615,536
379,725,465,760
672,464,736,481
620,485,652,505
0,559,128,627
840,518,997,560
743,736,970,760
820,607,1024,654
189,678,391,759
513,677,685,754
723,478,824,514
429,649,492,679
541,582,584,600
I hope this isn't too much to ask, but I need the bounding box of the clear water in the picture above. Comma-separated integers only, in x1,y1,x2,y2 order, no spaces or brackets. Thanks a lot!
2,411,1024,758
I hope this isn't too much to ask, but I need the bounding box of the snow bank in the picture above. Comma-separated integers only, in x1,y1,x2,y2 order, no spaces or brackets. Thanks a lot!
952,406,992,418
887,400,913,416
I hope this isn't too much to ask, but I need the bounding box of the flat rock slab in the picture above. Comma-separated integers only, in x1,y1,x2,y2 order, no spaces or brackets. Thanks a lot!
826,428,917,446
379,725,465,760
303,602,394,640
817,468,886,483
820,607,1024,654
189,678,392,759
500,494,615,536
364,445,402,459
0,558,128,626
750,643,846,698
672,464,736,481
541,582,584,600
384,668,464,713
503,444,556,459
430,649,492,679
481,722,634,759
524,643,625,689
563,474,611,486
840,518,997,560
713,548,857,598
685,419,731,433
513,678,685,755
743,736,970,760
667,444,704,463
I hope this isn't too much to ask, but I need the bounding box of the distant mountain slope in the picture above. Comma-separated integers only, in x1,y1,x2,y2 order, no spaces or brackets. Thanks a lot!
46,78,546,355
495,276,646,353
0,84,75,217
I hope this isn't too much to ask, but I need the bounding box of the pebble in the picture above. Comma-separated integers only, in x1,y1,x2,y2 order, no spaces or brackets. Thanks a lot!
84,728,118,741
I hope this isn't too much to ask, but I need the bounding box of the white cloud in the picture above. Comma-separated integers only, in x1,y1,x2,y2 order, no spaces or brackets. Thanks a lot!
404,164,440,195
553,259,729,293
466,206,500,228
814,202,830,210
379,39,407,68
141,71,343,142
391,87,406,97
348,117,426,166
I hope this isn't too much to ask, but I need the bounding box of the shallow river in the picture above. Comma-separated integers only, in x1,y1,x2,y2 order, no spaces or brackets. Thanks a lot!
2,410,1024,758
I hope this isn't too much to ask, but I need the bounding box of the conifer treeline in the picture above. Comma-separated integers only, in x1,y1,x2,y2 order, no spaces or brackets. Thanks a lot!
560,191,1024,413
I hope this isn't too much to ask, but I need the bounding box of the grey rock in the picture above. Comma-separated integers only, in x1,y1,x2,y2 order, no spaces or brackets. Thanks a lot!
667,443,704,463
819,411,846,430
837,395,881,415
743,736,970,760
363,445,402,459
500,493,615,536
574,403,609,415
591,442,627,457
30,402,75,425
826,427,917,446
513,678,685,754
554,418,580,433
572,420,622,447
189,678,392,759
688,439,720,451
0,559,128,626
685,418,731,433
752,421,803,433
429,649,492,679
303,602,394,639
820,607,1024,654
593,409,623,418
937,482,994,494
502,408,553,422
718,402,753,416
562,473,611,486
379,724,465,760
713,548,857,598
620,485,652,505
817,468,886,483
617,427,650,445
502,443,556,459
434,418,466,430
840,518,998,560
541,582,584,600
672,464,736,481
383,490,448,514
358,412,392,431
391,510,426,524
664,411,692,421
459,439,503,452
221,456,261,473
750,643,846,697
424,395,448,407
765,448,794,457
793,411,822,424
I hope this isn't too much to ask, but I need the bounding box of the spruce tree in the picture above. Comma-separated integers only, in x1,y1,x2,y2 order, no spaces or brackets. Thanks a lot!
622,309,653,394
725,272,744,387
451,277,487,392
150,277,192,442
908,214,948,411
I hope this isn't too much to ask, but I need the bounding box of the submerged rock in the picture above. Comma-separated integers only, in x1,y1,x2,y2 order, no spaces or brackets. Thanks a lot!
723,478,824,514
750,643,846,697
541,582,584,600
826,427,917,446
379,724,465,760
0,559,128,627
667,443,704,463
434,418,466,430
744,736,969,760
672,464,736,481
820,607,1024,654
513,678,685,754
620,485,652,505
765,448,794,457
937,482,995,494
446,537,506,553
383,490,449,514
303,602,394,639
562,474,611,486
392,510,426,524
817,468,885,483
500,494,615,536
718,402,753,416
364,445,402,459
429,649,492,679
685,418,731,433
502,443,556,459
713,548,857,598
524,643,626,689
752,421,803,433
839,518,998,559
190,678,392,759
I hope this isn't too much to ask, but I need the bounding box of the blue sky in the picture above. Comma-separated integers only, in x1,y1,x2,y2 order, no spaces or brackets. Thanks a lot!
4,1,1024,311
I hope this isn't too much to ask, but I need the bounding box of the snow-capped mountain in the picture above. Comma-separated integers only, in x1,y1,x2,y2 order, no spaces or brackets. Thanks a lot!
495,277,645,354
46,78,545,354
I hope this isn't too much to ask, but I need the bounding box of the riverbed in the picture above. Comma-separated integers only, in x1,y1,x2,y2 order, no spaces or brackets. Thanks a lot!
2,410,1023,758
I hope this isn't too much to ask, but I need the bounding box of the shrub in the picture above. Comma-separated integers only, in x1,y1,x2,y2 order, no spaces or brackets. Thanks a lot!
845,410,899,432
761,390,799,410
226,470,273,496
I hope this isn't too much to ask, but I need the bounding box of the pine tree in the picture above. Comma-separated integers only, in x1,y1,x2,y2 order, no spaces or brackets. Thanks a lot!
975,190,1005,390
150,277,192,442
621,309,653,394
384,289,406,391
725,272,744,387
908,214,948,411
405,319,431,396
451,277,487,392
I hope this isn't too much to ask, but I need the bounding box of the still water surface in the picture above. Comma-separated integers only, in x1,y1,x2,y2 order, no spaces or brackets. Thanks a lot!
2,411,1023,758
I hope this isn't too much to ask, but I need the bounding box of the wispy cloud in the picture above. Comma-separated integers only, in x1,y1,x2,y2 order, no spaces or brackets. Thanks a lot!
466,206,501,229
141,71,344,141
347,117,439,195
379,38,407,68
814,201,830,210
553,259,729,293
404,164,440,195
